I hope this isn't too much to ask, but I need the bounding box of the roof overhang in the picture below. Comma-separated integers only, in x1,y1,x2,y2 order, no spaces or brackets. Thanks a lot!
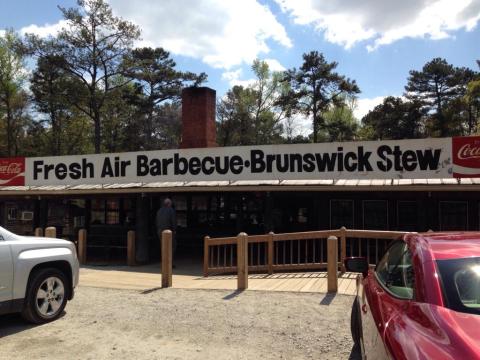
0,178,478,196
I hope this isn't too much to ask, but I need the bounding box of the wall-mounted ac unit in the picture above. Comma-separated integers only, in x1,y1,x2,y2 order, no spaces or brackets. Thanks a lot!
21,211,34,221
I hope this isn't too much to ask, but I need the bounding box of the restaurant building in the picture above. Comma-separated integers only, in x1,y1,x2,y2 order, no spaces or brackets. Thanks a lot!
1,87,480,263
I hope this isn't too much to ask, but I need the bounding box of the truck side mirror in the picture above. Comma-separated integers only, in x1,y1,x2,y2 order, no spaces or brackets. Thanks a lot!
345,257,369,277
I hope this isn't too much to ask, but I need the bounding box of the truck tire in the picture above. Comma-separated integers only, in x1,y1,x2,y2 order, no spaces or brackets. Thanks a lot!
21,268,69,324
351,297,361,345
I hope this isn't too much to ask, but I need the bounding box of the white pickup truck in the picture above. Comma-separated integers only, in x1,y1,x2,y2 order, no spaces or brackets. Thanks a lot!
0,226,79,323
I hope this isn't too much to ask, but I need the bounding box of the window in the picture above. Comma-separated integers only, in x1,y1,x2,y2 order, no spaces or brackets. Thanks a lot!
330,200,354,229
363,200,388,230
397,201,418,231
437,257,480,315
91,199,106,224
439,201,468,231
91,199,120,225
106,200,120,225
375,241,415,299
7,206,17,220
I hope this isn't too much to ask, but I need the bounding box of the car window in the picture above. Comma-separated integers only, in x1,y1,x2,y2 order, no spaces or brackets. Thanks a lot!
375,241,414,299
437,257,480,315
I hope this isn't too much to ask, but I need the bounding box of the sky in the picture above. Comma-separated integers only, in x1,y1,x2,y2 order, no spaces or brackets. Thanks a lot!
1,0,479,134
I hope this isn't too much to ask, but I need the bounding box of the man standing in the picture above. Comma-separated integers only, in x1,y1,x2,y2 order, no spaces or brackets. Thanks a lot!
156,198,177,261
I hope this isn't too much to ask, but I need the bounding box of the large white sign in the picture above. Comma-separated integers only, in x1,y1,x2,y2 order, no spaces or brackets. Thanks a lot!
23,137,458,186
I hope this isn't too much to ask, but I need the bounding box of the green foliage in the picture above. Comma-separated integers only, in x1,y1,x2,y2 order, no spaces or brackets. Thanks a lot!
217,60,284,146
278,51,360,142
361,97,424,140
25,0,141,153
320,102,359,142
0,29,28,156
123,47,206,150
405,58,476,137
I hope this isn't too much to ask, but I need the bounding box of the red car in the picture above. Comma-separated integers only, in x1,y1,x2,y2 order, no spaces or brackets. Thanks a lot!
345,232,480,359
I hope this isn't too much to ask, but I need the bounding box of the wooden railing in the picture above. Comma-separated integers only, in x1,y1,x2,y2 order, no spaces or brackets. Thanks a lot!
204,228,410,277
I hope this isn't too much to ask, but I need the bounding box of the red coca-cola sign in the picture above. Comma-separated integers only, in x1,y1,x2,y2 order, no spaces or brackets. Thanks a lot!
0,157,25,186
452,136,480,178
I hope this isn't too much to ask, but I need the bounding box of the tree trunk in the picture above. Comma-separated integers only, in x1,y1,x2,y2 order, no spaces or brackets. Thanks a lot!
6,100,12,156
94,110,101,154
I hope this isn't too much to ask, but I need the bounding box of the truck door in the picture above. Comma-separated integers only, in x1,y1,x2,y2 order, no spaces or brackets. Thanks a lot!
0,233,13,304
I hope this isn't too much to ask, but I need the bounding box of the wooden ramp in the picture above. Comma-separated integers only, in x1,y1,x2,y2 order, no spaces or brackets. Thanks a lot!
79,262,357,295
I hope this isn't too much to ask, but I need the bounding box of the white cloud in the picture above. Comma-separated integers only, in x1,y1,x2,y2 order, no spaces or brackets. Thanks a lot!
110,0,292,69
275,0,480,50
19,1,292,70
353,96,387,119
20,20,69,38
221,69,256,87
263,58,286,71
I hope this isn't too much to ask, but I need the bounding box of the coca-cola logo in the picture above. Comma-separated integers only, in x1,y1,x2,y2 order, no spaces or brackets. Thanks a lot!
452,136,480,178
0,157,25,186
0,162,23,175
457,143,480,160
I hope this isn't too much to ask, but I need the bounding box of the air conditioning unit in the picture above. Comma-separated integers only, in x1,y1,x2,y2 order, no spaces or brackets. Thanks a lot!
21,211,34,221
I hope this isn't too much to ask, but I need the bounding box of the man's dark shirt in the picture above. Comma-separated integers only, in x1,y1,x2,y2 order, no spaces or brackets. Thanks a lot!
156,207,176,231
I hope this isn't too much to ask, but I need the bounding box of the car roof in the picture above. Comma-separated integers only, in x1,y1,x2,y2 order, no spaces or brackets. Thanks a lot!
415,232,480,260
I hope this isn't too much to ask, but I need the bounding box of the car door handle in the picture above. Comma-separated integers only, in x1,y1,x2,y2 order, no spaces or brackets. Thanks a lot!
362,304,368,314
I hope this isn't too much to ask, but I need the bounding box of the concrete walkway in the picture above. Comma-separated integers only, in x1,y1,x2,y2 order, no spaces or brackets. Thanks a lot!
79,261,358,295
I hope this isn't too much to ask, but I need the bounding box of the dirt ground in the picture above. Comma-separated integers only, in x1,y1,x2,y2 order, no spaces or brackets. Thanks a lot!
0,286,361,360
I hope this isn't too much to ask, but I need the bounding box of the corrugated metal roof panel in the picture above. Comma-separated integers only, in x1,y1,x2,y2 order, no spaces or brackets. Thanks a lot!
103,183,143,189
185,181,230,187
3,177,480,193
281,179,334,185
69,184,103,190
30,185,67,190
230,180,280,186
393,179,413,185
371,179,390,186
142,182,184,188
357,179,371,186
344,179,359,186
0,186,30,191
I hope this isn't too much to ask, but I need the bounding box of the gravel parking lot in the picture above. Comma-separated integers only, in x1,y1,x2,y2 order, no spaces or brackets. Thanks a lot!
0,286,360,360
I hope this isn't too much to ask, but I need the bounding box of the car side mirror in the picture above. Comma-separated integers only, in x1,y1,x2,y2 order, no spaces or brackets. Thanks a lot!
345,257,369,277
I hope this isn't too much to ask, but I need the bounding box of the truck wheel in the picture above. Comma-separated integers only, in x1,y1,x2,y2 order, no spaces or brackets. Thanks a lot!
21,268,68,324
351,297,361,345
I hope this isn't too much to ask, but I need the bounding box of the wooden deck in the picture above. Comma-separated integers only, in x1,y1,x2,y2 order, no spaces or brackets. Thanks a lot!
79,262,358,295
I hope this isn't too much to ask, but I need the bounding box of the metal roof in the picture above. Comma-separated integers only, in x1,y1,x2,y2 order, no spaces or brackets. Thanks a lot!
0,178,478,196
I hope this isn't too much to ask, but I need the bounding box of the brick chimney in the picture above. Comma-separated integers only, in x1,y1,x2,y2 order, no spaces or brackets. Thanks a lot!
180,87,217,149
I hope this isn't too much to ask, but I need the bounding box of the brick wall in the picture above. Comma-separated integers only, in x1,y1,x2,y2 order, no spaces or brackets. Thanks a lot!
180,87,217,149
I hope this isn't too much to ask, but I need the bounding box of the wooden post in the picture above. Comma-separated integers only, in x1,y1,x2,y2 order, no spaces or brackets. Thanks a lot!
237,232,248,290
340,226,347,273
203,236,210,277
45,227,56,238
327,235,338,293
34,227,43,237
78,229,87,264
267,232,274,275
127,231,136,266
161,230,173,288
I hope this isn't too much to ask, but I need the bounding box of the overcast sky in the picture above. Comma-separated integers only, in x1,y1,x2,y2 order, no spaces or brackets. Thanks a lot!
1,0,479,131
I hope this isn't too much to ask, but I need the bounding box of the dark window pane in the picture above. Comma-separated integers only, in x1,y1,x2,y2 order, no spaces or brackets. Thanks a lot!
398,201,417,231
440,202,468,231
330,200,354,228
363,200,388,230
376,241,414,300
